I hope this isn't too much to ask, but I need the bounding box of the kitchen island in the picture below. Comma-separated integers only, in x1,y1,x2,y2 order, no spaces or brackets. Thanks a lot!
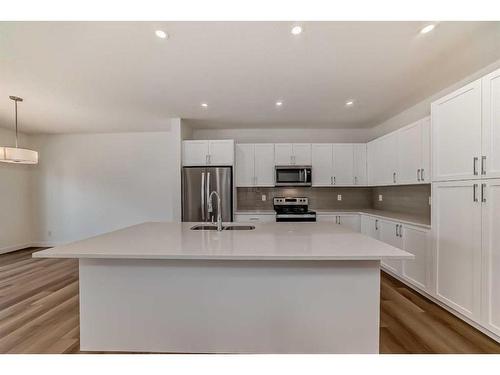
34,222,412,353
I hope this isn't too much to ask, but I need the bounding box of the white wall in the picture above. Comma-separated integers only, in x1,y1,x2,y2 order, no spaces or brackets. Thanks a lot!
31,130,180,245
370,58,500,140
0,128,35,253
191,127,370,143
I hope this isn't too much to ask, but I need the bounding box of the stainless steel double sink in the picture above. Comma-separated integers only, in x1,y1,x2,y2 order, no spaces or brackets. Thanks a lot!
190,224,255,231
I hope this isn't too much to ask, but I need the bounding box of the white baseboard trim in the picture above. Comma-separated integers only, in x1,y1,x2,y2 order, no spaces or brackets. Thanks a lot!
382,267,500,344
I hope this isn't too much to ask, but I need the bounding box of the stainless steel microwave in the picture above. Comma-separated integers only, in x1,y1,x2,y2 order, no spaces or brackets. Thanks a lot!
275,166,312,186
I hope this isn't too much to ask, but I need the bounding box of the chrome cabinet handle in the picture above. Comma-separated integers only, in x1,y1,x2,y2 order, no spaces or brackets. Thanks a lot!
473,157,478,175
473,183,478,202
354,176,358,185
482,183,486,203
421,168,424,181
393,172,396,183
331,176,333,185
375,219,378,231
417,169,420,181
399,225,403,238
333,176,336,184
482,156,486,176
338,216,341,225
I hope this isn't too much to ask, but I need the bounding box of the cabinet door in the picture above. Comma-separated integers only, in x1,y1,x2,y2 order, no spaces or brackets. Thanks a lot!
208,140,234,165
274,144,293,165
431,79,482,182
402,225,430,291
420,117,431,183
433,180,481,320
397,121,422,184
367,141,378,185
333,144,354,185
312,144,333,186
361,215,379,239
379,220,403,275
353,144,367,185
378,133,398,185
316,214,336,223
338,215,361,232
292,143,312,165
235,144,255,187
254,144,275,186
482,68,500,179
481,179,500,336
182,140,209,166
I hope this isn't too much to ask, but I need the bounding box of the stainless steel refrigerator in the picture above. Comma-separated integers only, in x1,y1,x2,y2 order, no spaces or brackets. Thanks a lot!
182,166,233,222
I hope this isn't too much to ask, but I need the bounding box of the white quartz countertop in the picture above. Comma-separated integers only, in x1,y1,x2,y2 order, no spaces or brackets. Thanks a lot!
33,222,413,261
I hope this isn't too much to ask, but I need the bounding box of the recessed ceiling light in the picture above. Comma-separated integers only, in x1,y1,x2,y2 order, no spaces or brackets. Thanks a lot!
345,100,354,107
275,101,283,107
291,26,302,35
420,24,435,34
155,30,168,39
201,103,208,108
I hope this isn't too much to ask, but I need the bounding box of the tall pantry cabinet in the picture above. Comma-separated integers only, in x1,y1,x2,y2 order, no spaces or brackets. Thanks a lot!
431,67,500,337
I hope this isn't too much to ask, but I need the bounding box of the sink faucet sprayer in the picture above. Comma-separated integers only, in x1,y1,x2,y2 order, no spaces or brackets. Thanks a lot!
207,191,223,231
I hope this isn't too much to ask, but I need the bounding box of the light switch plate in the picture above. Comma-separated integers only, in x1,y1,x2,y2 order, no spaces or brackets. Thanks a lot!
262,194,267,201
378,194,383,202
337,194,342,201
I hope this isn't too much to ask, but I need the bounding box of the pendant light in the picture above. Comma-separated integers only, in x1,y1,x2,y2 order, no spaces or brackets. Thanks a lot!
0,96,38,164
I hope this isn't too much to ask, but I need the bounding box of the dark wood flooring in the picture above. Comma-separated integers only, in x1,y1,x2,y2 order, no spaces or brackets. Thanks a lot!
1,247,499,354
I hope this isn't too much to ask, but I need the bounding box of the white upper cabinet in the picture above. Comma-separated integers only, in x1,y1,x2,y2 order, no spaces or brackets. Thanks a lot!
397,118,431,184
182,140,210,166
208,140,234,165
235,144,255,187
432,79,482,182
274,143,294,165
253,144,275,186
377,133,399,185
432,180,482,320
235,143,274,187
292,143,312,165
274,143,311,165
183,140,234,166
333,144,354,185
481,179,500,336
482,68,500,179
312,144,334,186
353,144,367,185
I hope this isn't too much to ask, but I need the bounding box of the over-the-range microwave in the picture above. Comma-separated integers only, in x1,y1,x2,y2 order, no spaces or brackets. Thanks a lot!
275,166,312,187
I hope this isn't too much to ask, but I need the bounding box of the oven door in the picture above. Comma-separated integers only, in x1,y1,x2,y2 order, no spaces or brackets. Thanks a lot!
275,166,312,186
276,214,317,222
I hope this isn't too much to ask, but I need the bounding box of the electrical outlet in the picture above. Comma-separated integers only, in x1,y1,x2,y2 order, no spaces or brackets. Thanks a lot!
261,194,267,202
337,194,342,201
378,194,383,202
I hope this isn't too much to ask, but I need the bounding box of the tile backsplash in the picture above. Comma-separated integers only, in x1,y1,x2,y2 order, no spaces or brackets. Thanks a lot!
237,184,431,218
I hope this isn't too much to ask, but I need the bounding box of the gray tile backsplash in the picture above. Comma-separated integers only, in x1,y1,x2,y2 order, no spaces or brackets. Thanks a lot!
237,184,431,218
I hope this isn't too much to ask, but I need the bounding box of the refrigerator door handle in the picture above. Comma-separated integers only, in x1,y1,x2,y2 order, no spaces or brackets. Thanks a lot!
206,172,211,222
201,172,205,221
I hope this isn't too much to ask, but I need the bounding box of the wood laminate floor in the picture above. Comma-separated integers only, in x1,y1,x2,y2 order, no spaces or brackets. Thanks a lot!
1,247,499,354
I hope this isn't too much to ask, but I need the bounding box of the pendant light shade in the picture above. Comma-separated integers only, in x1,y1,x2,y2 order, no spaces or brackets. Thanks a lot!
0,96,38,165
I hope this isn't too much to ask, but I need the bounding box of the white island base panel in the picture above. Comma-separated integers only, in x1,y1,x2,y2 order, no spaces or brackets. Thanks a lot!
79,258,381,354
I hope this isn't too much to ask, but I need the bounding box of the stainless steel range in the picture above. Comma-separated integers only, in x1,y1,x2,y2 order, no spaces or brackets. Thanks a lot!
274,197,317,222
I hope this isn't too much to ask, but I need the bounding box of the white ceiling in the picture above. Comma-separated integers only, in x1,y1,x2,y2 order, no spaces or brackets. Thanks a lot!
1,21,499,133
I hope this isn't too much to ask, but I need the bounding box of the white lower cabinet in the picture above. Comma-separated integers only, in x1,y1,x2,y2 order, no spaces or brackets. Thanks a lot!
432,180,482,321
401,225,430,291
361,215,379,239
317,214,360,232
234,213,276,223
481,179,500,336
378,219,403,275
